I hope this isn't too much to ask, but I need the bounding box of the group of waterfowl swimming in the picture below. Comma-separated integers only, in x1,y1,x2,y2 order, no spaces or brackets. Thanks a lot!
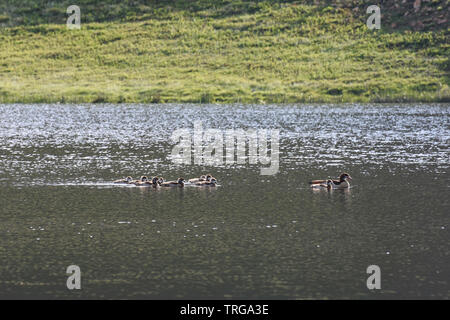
113,174,217,187
113,172,352,190
309,173,352,190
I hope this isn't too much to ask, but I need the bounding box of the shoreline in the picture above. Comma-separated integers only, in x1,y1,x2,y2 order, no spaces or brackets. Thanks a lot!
0,97,449,104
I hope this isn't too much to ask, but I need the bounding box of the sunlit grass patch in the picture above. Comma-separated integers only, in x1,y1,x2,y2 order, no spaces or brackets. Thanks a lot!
0,3,448,103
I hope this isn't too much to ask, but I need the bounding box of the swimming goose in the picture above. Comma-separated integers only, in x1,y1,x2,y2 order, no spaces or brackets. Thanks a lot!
161,177,185,187
137,176,161,187
188,175,207,183
134,176,149,186
113,176,133,184
194,178,217,187
151,176,162,187
188,174,214,183
309,173,352,189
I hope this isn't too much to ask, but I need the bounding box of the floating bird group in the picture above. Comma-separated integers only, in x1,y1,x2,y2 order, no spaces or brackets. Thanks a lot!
113,174,217,187
113,172,352,190
309,173,352,189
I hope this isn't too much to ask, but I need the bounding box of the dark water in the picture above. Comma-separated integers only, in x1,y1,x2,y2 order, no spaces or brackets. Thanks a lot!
0,103,448,299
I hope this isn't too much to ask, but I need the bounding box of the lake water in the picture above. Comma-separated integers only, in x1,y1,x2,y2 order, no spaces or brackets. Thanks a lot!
0,103,448,299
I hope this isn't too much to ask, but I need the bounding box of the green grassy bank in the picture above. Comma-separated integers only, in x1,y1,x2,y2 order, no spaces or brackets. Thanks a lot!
0,1,448,103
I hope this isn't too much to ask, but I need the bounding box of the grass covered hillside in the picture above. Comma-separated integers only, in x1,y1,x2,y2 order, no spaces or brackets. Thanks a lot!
0,1,448,103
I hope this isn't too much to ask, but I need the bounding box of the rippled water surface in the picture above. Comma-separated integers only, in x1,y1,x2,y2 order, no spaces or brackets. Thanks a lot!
0,103,448,299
